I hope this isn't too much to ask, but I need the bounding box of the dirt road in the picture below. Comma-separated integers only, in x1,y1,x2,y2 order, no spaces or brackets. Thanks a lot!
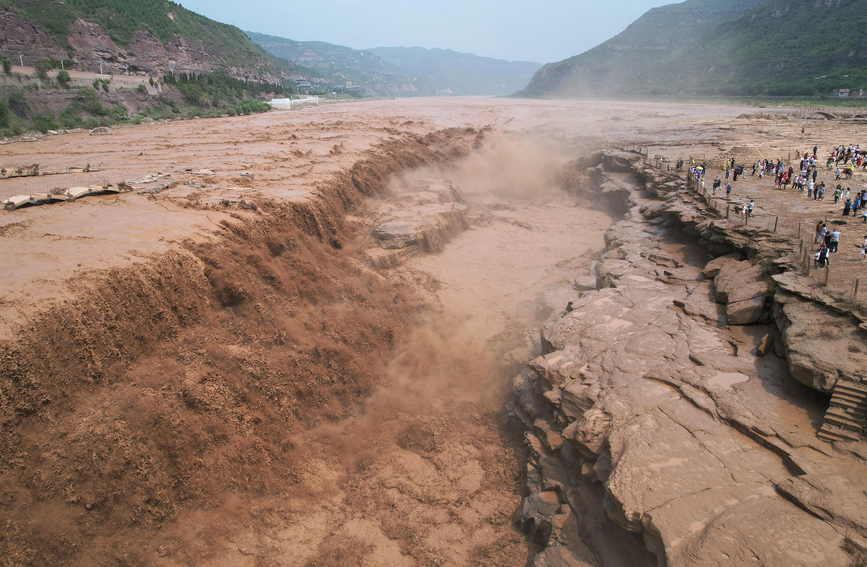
2,64,155,91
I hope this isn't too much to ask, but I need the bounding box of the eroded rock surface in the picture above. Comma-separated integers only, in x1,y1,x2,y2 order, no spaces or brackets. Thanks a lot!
365,179,469,267
513,151,867,567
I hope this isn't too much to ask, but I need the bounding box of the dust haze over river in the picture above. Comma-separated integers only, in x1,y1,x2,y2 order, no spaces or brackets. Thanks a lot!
275,135,612,566
0,98,782,566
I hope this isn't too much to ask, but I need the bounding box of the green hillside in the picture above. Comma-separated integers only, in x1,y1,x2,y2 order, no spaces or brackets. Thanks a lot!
0,0,294,79
702,0,867,95
2,0,245,48
0,1,317,137
522,0,867,97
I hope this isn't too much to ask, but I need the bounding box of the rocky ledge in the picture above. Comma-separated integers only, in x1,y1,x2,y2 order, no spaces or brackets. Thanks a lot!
513,151,867,567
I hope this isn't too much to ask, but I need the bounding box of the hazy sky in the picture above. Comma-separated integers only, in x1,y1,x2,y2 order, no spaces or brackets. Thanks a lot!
180,0,669,64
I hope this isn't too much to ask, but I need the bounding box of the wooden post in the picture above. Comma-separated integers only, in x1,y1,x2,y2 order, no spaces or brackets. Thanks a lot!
854,278,860,300
726,205,730,220
824,264,830,287
798,222,801,238
806,249,812,275
774,216,779,232
799,238,803,255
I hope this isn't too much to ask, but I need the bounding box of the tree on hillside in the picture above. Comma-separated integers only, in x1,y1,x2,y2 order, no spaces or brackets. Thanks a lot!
0,98,10,128
57,70,71,88
35,59,53,80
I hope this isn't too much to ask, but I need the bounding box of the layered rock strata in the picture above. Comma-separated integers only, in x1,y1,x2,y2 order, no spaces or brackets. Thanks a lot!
514,151,867,567
366,178,469,268
0,10,280,81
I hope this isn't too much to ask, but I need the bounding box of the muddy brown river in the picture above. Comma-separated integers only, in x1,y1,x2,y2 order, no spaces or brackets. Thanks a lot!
2,98,864,566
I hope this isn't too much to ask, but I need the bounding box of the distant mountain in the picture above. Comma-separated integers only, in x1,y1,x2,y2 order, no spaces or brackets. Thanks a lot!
522,0,867,97
245,31,404,92
368,47,542,96
0,0,295,82
247,32,542,97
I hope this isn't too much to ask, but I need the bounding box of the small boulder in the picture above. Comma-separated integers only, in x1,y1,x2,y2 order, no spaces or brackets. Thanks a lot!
702,252,744,278
534,417,564,453
529,352,580,389
727,280,769,304
714,262,765,303
372,222,418,249
518,491,562,544
572,274,598,292
726,295,766,325
756,334,775,357
533,546,595,567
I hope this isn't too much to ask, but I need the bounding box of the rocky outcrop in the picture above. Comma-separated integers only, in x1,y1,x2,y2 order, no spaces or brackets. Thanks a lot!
365,179,469,268
1,11,281,82
66,18,121,65
0,9,61,63
712,260,771,325
372,222,420,249
64,18,280,80
513,150,867,566
126,30,171,71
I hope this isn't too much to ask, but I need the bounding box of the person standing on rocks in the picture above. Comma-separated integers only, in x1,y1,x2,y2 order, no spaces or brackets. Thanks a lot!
835,185,842,203
815,220,824,243
748,199,755,218
829,229,841,253
726,183,732,198
713,176,721,195
844,198,852,216
819,223,828,245
861,236,867,261
817,244,830,269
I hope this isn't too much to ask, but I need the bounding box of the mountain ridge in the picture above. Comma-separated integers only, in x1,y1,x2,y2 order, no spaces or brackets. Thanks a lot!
247,31,542,97
522,0,867,98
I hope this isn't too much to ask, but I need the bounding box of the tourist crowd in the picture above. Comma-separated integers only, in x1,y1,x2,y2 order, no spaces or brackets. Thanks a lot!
692,144,867,270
